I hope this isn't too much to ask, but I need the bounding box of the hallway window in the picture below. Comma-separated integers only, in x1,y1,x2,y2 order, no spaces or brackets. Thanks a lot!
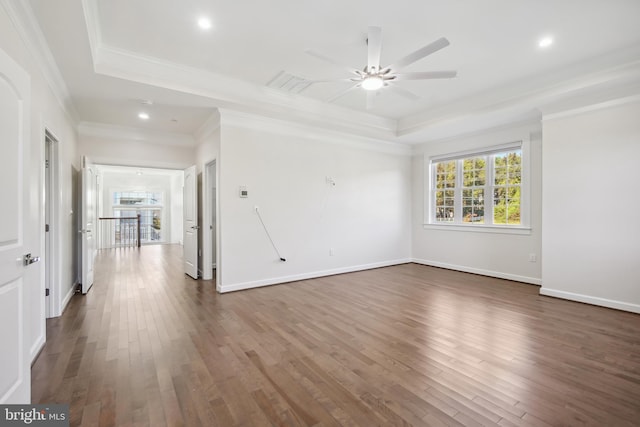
114,191,163,206
113,191,164,244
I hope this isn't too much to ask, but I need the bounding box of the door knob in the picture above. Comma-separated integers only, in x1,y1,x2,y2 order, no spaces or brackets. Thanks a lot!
24,253,41,266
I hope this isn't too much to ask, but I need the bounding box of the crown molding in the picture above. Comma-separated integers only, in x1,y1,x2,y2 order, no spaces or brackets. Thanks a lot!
72,1,640,147
398,52,640,141
89,42,398,140
78,121,196,147
218,108,412,156
542,93,640,122
80,0,102,64
411,117,542,155
96,164,184,176
1,0,79,123
90,41,640,147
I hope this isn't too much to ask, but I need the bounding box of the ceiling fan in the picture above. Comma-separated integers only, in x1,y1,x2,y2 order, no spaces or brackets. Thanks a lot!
306,26,457,108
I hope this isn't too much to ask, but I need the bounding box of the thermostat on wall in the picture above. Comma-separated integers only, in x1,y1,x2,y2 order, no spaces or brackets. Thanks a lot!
239,186,248,198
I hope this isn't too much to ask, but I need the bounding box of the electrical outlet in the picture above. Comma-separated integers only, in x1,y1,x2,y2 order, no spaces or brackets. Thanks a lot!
254,205,259,213
529,253,537,262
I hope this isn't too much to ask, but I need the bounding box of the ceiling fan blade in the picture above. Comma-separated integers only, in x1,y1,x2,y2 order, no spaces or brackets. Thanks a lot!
394,70,457,80
326,83,360,103
389,85,420,101
367,26,382,73
386,37,450,72
305,49,360,75
307,78,359,84
366,91,376,110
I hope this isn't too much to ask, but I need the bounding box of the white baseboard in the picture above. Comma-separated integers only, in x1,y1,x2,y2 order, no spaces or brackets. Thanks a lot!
411,258,542,285
219,258,412,293
30,334,46,365
59,282,76,315
540,288,640,314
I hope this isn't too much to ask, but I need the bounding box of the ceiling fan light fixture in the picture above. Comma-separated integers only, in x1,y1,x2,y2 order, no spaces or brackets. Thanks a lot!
538,36,554,48
307,27,456,105
197,17,212,30
362,75,383,91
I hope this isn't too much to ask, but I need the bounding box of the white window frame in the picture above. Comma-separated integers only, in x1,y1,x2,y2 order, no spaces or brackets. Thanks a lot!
424,139,531,235
111,190,166,244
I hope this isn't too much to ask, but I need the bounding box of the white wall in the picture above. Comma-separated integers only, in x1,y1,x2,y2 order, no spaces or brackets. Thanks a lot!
195,123,219,173
170,173,184,245
217,112,412,292
79,135,195,170
412,122,543,284
541,98,640,313
0,5,79,362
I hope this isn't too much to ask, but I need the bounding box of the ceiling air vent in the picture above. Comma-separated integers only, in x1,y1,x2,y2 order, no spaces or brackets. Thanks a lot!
266,71,312,94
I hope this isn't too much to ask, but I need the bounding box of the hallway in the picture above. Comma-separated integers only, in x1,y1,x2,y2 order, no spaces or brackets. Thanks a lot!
31,245,640,426
32,245,217,425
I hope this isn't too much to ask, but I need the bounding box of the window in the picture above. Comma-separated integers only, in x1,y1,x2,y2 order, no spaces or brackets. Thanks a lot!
113,191,162,206
429,143,527,229
113,191,164,243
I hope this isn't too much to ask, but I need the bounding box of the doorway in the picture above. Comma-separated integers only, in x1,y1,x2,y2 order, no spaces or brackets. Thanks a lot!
44,130,60,318
94,165,185,249
203,160,217,282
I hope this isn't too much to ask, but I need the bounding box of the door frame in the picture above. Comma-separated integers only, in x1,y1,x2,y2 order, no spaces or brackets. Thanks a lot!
80,157,96,294
43,129,61,318
202,159,218,282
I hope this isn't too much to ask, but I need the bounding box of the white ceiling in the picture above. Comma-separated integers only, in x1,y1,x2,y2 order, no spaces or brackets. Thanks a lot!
26,0,640,143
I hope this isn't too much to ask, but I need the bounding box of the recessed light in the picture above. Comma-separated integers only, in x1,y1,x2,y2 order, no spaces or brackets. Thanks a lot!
197,17,212,30
538,36,554,48
138,112,149,120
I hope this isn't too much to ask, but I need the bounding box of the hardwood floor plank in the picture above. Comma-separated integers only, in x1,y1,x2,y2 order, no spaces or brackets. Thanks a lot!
245,350,338,426
31,245,640,426
289,356,388,426
80,401,102,427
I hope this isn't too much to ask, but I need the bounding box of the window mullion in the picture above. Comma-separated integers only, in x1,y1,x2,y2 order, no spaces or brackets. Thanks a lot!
455,158,462,224
487,154,494,225
431,163,437,223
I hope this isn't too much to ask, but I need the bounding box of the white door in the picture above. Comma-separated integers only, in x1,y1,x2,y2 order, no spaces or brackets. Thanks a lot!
80,156,96,294
0,47,31,403
183,165,198,279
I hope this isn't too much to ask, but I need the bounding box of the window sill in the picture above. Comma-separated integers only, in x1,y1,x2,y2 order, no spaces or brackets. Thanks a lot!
422,223,532,235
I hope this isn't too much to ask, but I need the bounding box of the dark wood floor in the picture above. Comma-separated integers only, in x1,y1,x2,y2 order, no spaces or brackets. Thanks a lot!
32,245,640,426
